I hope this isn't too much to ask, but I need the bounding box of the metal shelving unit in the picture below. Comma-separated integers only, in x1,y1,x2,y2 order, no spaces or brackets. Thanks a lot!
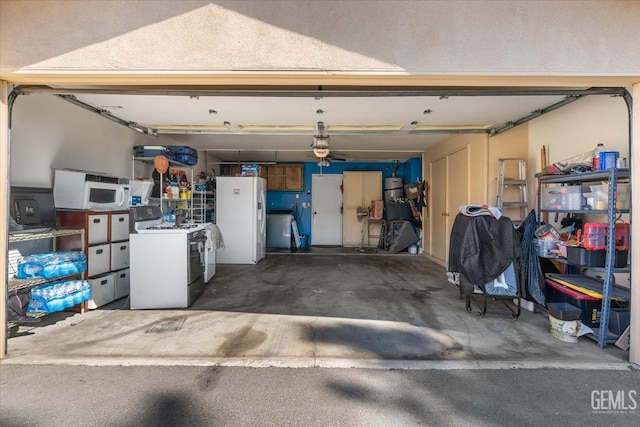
132,156,194,218
537,168,631,347
7,228,86,328
192,190,215,223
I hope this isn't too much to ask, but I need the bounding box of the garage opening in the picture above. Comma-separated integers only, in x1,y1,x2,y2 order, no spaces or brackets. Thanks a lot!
3,84,634,366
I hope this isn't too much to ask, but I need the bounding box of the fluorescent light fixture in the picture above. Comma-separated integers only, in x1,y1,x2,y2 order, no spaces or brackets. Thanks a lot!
152,124,231,131
327,124,404,132
237,124,315,132
412,123,494,131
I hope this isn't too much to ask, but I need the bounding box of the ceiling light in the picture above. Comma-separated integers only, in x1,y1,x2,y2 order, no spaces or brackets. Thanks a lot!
312,135,330,149
317,158,330,167
313,148,330,158
316,109,324,115
209,109,217,115
423,109,432,114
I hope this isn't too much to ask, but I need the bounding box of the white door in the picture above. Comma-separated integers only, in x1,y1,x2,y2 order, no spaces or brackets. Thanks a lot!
312,174,343,245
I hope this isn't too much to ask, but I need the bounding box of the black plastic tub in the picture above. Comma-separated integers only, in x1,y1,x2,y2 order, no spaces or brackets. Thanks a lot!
547,302,583,321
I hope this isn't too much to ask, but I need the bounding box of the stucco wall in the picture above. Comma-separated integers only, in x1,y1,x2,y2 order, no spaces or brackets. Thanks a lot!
2,0,640,78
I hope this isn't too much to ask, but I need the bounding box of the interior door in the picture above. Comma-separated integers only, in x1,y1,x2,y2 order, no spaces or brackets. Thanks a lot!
447,148,469,249
431,157,448,262
312,174,343,245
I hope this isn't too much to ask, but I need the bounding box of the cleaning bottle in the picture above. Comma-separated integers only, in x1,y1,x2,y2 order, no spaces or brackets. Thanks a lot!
592,143,606,171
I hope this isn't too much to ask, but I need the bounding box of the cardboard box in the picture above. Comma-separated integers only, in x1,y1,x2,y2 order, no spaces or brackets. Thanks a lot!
370,200,384,220
404,183,421,199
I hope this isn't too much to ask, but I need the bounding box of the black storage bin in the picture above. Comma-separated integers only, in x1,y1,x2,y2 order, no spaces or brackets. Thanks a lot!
566,246,606,267
615,250,629,268
609,308,631,336
547,302,582,321
384,202,412,221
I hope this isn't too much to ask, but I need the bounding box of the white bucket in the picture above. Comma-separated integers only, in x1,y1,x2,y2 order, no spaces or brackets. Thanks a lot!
408,245,418,254
548,314,581,343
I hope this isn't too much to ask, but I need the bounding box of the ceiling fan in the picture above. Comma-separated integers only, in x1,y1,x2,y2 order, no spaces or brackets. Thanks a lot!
311,121,347,165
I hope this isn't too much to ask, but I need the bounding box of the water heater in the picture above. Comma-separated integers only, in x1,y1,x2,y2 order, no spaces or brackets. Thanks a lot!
384,177,403,202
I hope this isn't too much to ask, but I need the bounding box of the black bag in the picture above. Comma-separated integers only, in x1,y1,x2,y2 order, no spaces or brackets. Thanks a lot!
7,288,32,321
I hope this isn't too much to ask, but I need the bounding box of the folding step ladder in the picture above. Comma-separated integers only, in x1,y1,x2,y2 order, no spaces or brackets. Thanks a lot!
496,158,528,223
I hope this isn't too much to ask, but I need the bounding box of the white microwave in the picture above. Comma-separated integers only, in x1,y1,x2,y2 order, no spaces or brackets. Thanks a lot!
53,169,130,211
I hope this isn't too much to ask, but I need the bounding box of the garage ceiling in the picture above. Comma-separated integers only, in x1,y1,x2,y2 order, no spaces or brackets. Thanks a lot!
14,85,622,163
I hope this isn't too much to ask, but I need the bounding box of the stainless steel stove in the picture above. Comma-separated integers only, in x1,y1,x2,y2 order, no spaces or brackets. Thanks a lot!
129,206,208,309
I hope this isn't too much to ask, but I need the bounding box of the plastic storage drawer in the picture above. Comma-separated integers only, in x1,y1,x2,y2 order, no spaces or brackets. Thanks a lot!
110,241,130,270
87,243,110,277
114,268,130,300
87,273,115,309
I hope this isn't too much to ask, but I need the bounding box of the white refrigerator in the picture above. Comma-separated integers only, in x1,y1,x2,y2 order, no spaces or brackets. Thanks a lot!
215,176,266,264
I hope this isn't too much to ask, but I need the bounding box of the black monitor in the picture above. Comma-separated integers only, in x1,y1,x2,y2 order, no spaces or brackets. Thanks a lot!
9,186,58,230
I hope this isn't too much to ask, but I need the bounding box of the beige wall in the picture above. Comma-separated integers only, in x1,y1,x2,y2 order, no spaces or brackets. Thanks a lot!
487,123,530,212
527,94,630,208
422,133,488,260
1,1,640,83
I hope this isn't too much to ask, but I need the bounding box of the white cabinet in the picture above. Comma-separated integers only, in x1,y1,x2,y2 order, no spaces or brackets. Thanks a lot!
342,171,382,246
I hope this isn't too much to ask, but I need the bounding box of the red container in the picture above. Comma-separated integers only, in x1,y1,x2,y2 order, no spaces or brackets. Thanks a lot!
583,222,607,250
615,223,630,250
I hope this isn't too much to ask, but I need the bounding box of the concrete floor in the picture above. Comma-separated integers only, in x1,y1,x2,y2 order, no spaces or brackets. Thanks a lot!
3,251,631,368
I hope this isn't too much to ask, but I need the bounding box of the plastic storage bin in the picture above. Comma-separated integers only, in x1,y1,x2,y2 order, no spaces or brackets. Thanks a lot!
566,246,606,267
583,222,607,250
534,239,560,258
589,183,630,210
541,186,582,210
547,302,582,321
